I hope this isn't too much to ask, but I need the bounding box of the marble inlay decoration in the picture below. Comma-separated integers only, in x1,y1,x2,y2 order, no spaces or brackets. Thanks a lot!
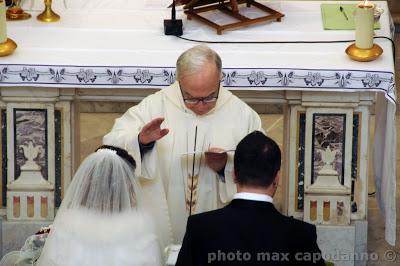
351,114,360,182
27,196,34,217
13,196,20,218
41,196,48,218
351,113,360,210
337,201,345,223
311,114,346,184
296,112,306,211
14,109,48,181
310,200,317,221
323,201,330,222
54,110,62,208
2,109,7,207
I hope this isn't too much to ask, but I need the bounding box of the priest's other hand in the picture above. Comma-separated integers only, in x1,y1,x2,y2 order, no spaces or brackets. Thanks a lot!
205,147,228,173
139,117,169,145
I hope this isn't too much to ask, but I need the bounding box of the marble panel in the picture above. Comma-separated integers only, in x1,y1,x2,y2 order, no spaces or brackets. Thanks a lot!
311,113,346,184
14,109,48,180
10,104,55,184
305,108,353,192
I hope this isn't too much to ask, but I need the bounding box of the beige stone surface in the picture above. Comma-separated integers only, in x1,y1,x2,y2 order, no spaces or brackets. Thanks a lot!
260,114,284,212
80,113,122,162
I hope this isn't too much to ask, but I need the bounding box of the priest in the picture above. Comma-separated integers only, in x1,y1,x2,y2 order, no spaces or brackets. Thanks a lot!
103,45,262,246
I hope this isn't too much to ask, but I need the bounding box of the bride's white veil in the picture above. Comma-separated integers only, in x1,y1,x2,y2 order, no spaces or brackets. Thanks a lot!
37,145,162,266
58,145,140,214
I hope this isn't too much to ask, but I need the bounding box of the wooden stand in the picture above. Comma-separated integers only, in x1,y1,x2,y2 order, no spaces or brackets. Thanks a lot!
184,0,284,34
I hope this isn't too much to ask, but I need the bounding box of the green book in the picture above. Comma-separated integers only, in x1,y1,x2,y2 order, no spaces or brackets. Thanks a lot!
321,3,380,30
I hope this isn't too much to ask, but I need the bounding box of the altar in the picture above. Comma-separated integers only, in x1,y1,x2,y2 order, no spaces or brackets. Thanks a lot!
0,1,396,265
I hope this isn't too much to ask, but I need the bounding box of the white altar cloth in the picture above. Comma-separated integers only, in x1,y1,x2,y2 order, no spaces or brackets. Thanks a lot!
2,1,394,97
1,1,396,245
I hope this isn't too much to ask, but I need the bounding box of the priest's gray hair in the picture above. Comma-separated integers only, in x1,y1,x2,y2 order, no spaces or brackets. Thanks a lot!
176,45,222,80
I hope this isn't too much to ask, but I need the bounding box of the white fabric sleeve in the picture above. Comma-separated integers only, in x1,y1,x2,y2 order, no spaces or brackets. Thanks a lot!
103,94,159,177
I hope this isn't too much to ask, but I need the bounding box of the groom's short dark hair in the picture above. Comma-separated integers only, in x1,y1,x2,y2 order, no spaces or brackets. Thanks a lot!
234,131,281,187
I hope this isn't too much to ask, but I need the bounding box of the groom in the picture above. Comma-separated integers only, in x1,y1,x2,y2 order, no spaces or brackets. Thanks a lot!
176,131,325,265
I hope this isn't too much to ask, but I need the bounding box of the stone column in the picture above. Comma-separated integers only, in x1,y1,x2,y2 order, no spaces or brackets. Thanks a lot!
0,87,73,255
283,91,374,266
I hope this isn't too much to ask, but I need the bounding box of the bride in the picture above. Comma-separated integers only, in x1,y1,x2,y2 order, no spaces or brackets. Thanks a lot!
1,145,163,266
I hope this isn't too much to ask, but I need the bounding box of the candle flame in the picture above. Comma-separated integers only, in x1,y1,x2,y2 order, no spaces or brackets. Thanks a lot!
360,0,373,8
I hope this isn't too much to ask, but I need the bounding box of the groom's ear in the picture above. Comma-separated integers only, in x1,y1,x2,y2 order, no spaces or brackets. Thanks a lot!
233,169,238,184
274,170,281,185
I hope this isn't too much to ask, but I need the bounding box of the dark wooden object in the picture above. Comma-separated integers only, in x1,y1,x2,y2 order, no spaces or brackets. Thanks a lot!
179,0,284,34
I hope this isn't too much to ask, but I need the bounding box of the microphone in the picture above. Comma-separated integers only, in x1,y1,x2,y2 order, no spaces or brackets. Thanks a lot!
164,0,183,36
172,1,176,20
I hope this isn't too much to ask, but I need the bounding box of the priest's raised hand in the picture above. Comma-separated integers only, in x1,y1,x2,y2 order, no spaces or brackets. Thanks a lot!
139,117,169,145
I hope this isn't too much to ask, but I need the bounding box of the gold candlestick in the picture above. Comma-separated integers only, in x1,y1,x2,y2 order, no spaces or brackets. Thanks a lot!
6,0,31,21
0,0,17,56
0,38,17,56
37,0,60,22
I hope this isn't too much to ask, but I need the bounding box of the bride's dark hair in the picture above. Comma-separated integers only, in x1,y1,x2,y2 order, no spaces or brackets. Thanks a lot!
95,145,136,169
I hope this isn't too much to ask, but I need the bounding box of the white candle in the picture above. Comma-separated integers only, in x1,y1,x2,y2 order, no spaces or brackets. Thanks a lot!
355,1,375,49
0,0,6,43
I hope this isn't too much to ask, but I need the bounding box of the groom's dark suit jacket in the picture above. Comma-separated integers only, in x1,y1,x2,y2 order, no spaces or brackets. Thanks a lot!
176,199,325,266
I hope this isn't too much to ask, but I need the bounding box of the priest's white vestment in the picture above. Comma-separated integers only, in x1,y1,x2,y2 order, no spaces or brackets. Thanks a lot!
103,82,262,244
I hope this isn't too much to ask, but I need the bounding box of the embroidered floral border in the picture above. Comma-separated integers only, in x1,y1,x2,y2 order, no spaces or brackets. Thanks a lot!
0,64,395,103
